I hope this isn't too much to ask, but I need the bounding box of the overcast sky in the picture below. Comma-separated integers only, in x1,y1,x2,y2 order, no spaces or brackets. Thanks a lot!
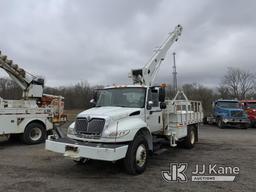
0,0,255,88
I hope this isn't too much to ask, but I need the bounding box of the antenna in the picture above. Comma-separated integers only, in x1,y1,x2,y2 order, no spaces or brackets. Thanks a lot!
172,52,177,93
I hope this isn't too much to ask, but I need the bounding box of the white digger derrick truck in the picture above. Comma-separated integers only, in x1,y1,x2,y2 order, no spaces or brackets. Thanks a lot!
46,25,203,174
0,51,66,144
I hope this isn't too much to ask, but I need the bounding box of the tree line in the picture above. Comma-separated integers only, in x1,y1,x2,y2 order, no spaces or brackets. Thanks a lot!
0,67,255,115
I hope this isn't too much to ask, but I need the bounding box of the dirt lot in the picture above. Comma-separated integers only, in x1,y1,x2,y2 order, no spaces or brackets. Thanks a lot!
0,121,255,192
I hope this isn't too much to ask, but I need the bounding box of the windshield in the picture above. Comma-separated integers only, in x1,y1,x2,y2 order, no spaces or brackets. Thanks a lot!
245,102,256,109
217,101,240,109
96,87,146,108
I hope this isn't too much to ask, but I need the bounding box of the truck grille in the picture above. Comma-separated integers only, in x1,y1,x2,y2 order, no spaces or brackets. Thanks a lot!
231,111,243,118
75,117,105,136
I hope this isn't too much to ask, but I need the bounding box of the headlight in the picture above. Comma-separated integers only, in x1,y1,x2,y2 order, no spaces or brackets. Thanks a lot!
223,119,229,123
67,122,76,135
104,117,112,129
102,119,130,138
108,130,130,138
103,129,130,138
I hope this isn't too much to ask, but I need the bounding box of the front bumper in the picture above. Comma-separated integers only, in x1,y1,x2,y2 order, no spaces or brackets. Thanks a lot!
45,136,128,161
222,118,250,125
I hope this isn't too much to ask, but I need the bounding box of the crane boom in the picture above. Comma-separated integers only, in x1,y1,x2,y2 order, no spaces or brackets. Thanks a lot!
130,25,182,86
0,51,44,98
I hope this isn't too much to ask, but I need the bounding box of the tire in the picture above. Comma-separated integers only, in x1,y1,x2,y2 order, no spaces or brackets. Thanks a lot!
241,124,248,129
21,122,46,145
217,118,224,129
123,134,149,175
182,126,197,149
203,117,208,125
250,122,255,128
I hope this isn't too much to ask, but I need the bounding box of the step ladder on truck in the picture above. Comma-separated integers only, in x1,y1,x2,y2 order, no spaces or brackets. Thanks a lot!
46,25,203,174
0,51,67,144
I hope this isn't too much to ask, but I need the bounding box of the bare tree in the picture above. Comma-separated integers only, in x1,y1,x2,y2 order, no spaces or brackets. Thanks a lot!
44,81,99,109
221,67,255,99
218,86,231,99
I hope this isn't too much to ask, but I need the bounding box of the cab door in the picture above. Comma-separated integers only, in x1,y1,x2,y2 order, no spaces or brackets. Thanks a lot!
146,87,163,133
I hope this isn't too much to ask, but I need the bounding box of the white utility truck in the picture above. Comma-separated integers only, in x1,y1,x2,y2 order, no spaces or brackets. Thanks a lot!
46,25,203,174
0,51,66,144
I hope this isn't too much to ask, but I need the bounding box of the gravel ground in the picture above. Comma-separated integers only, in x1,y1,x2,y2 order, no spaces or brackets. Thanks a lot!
0,124,255,192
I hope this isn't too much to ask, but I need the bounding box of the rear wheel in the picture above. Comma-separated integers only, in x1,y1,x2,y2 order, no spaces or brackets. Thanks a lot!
21,122,46,144
123,134,149,175
181,126,197,149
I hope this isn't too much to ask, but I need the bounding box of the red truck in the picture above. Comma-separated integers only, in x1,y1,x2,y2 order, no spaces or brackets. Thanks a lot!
240,100,256,127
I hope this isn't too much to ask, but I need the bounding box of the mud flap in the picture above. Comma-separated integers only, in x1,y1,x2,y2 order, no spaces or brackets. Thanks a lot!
53,125,66,138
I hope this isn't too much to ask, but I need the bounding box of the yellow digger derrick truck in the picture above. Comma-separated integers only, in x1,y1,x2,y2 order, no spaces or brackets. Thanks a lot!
0,50,66,144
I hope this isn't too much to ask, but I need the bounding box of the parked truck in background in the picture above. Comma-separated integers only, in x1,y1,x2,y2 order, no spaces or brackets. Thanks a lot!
240,100,256,127
205,99,249,129
46,25,204,174
0,51,66,144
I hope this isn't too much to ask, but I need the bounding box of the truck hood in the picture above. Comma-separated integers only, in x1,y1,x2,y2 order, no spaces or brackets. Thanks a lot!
77,106,141,121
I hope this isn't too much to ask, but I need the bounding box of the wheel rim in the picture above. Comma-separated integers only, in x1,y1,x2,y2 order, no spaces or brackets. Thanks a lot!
29,127,42,141
190,130,195,145
135,144,147,167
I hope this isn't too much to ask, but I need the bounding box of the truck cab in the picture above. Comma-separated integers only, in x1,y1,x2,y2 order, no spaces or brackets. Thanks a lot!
67,85,165,143
213,99,249,129
240,100,256,127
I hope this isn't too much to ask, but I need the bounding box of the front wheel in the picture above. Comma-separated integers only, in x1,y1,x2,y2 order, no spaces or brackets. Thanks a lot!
123,134,149,175
217,118,224,129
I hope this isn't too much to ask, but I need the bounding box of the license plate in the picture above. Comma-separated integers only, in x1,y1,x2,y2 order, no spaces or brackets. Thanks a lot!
64,145,79,158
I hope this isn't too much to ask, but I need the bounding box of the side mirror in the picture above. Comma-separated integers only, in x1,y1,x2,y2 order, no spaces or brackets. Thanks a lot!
160,102,166,109
147,101,153,110
159,87,166,103
90,99,96,107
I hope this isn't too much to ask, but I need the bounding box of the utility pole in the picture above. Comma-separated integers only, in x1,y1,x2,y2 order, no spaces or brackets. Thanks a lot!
172,52,177,93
